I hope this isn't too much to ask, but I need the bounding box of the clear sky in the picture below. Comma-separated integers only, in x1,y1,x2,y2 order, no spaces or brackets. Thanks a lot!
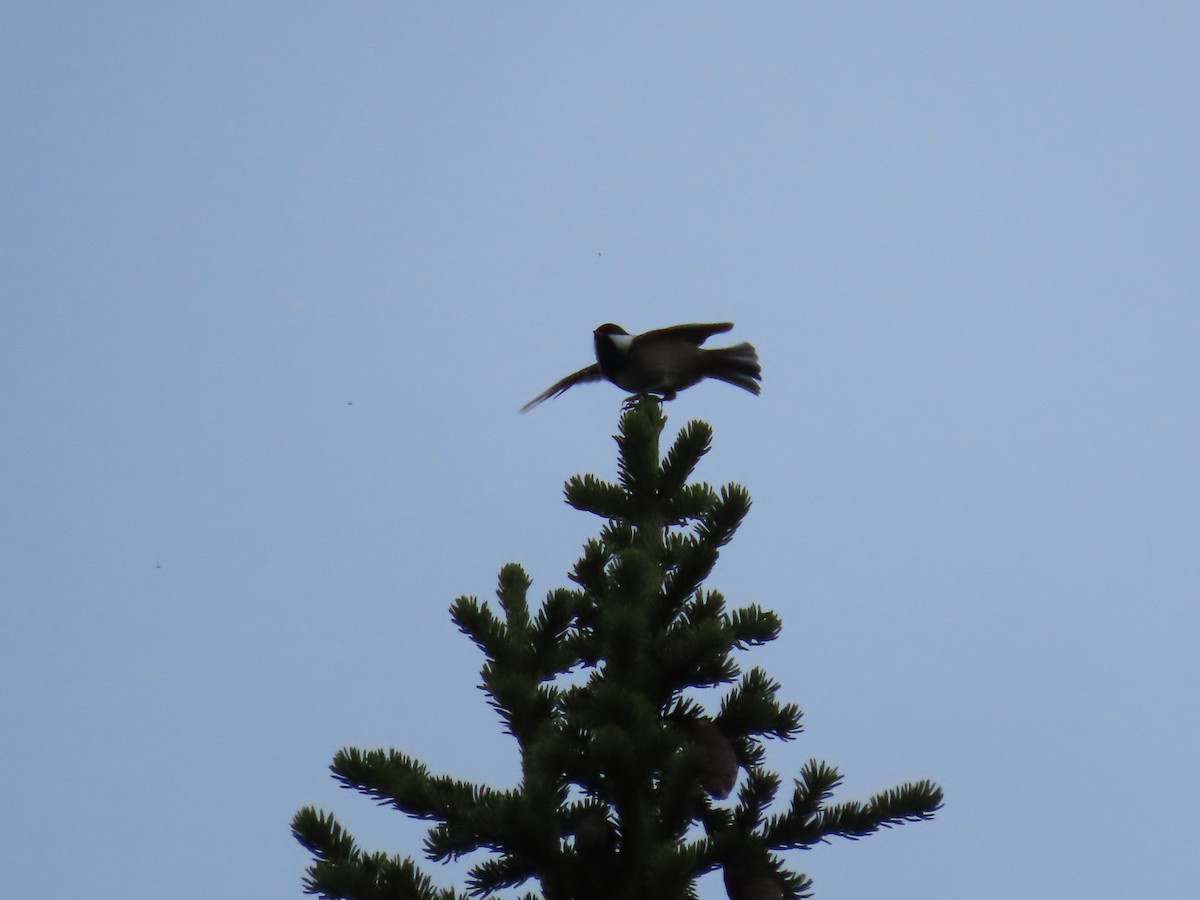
3,4,1198,898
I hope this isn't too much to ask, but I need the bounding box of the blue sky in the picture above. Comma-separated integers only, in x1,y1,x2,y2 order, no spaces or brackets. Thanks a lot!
3,4,1198,898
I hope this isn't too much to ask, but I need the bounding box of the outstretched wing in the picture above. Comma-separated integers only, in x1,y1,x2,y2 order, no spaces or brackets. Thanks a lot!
637,322,733,346
520,363,603,413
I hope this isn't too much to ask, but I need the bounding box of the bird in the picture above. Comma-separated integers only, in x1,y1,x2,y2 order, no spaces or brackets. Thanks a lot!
521,322,761,412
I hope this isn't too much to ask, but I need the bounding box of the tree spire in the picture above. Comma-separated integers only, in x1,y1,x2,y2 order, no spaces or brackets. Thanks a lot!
293,398,942,899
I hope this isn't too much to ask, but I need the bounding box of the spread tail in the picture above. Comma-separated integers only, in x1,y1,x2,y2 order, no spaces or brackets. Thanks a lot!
702,342,761,395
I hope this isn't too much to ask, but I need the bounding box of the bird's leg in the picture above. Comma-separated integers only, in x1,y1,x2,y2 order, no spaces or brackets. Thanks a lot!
622,392,673,410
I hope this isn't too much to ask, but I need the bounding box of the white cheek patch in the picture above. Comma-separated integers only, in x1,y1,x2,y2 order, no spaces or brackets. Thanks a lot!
609,333,634,351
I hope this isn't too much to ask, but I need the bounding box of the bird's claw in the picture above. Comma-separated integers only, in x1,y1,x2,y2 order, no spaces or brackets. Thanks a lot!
621,392,671,411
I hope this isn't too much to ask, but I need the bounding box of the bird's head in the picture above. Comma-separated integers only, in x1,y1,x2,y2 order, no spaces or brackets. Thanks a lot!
594,323,633,353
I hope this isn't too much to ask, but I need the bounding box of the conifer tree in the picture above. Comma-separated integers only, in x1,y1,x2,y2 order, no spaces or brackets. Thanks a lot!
293,399,942,900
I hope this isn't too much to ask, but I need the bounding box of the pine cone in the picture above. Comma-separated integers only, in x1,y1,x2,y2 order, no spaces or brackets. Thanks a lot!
723,867,784,900
574,810,615,855
690,718,739,799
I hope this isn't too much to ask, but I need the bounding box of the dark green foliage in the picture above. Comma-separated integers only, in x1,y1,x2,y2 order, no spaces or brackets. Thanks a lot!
293,398,942,899
292,807,464,900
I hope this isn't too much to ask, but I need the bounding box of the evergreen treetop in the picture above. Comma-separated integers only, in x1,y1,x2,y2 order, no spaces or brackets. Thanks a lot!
293,399,942,900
